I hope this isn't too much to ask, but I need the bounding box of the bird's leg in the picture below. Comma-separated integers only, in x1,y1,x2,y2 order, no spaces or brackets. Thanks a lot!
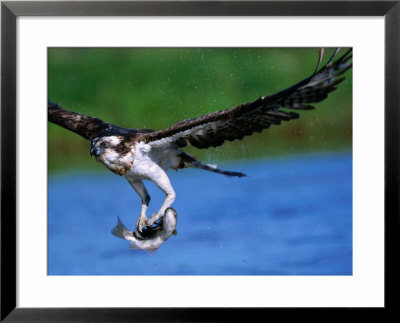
147,168,176,228
127,178,151,232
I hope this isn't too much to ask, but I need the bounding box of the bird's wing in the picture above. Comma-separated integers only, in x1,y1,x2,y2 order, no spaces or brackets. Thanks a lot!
142,48,352,149
48,101,153,140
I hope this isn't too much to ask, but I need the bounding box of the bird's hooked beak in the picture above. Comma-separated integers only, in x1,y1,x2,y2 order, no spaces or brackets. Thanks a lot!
90,146,97,158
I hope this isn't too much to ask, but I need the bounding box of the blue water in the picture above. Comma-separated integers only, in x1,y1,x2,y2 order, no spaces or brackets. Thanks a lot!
48,152,352,275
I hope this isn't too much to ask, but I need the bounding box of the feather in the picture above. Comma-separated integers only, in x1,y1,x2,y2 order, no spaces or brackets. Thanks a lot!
144,48,352,149
48,101,153,140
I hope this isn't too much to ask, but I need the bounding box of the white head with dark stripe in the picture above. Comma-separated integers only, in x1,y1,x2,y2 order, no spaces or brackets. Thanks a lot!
90,136,133,175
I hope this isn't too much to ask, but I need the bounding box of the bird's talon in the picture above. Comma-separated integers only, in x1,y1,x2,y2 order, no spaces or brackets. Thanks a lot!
136,216,148,232
147,214,159,228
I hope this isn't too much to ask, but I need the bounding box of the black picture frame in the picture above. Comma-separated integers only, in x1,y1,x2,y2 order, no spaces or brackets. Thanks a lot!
1,1,399,321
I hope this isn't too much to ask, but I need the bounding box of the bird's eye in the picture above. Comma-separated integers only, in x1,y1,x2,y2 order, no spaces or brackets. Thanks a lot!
100,142,109,148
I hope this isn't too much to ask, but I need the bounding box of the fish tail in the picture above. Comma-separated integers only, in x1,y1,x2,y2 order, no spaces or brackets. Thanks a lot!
111,216,132,240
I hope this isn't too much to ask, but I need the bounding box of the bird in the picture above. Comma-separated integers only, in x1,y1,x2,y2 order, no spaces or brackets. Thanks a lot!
48,48,352,232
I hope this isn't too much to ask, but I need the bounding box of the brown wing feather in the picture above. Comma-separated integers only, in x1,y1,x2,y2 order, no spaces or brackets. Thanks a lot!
143,48,352,149
48,101,153,140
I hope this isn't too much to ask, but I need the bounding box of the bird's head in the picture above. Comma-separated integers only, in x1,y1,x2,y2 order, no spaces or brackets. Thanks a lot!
90,136,122,159
90,136,134,176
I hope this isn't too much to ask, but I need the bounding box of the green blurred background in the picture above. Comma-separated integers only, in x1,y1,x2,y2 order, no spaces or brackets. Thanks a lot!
48,48,352,173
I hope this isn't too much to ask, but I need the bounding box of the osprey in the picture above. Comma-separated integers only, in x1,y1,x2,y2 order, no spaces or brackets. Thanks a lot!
48,49,352,232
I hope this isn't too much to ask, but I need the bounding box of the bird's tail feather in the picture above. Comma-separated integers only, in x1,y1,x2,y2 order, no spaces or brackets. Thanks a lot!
178,152,246,178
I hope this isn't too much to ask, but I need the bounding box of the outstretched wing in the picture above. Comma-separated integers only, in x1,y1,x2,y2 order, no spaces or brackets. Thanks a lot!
48,101,153,140
142,48,352,149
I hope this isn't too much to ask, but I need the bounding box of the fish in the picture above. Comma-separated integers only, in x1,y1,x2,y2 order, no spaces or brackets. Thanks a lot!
111,207,178,252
